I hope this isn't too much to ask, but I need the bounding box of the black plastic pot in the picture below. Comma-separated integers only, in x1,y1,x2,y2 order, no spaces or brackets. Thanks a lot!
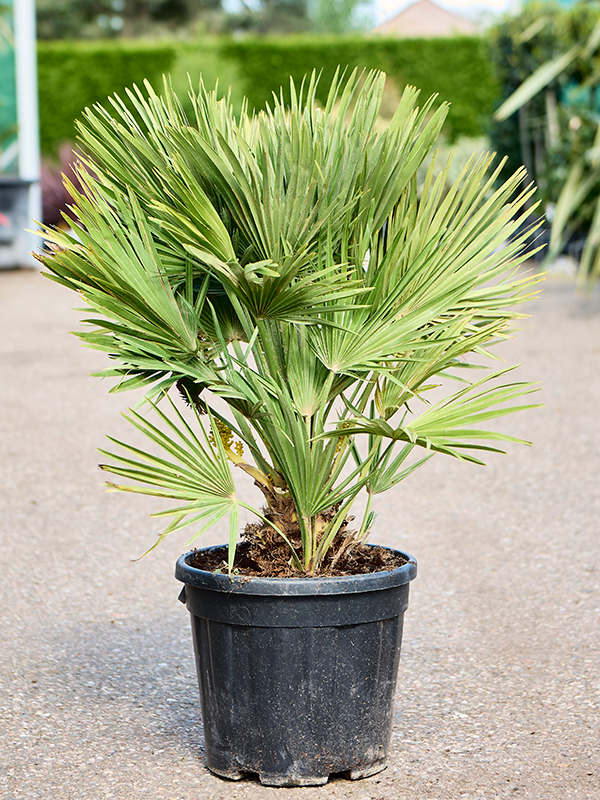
175,545,417,787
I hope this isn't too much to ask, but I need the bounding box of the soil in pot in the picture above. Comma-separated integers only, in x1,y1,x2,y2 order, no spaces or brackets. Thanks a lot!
188,539,407,578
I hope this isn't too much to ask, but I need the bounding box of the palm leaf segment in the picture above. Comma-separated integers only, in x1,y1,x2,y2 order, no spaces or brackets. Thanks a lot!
41,69,542,573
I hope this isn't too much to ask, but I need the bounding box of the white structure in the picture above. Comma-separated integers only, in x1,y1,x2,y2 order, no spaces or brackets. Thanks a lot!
0,0,41,269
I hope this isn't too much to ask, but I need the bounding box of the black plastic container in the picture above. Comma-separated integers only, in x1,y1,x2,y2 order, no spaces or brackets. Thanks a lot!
175,546,417,787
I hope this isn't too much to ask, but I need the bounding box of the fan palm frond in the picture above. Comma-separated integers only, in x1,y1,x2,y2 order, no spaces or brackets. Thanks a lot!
41,69,542,573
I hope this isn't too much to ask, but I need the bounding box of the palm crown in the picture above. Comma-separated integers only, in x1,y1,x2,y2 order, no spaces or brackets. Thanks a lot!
41,69,541,575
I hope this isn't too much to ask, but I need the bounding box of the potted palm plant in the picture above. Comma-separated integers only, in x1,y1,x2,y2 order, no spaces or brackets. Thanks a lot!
40,69,540,787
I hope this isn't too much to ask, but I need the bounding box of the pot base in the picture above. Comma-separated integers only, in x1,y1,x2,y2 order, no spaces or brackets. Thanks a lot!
207,759,387,787
258,772,330,787
349,759,387,780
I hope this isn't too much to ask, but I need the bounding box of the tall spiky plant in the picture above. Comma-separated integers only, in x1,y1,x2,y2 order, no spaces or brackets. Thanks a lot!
41,69,541,575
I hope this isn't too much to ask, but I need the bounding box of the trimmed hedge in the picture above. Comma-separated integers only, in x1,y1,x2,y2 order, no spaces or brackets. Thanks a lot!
222,35,499,139
37,35,498,158
37,40,176,156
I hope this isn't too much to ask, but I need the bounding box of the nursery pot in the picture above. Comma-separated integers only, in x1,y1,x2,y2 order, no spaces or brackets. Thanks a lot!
175,546,417,787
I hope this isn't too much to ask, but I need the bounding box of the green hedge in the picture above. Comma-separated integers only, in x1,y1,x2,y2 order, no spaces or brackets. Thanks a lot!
37,35,498,158
222,35,499,139
37,40,176,156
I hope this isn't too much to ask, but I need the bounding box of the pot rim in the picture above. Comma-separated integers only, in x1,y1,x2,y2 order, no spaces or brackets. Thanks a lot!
175,543,417,596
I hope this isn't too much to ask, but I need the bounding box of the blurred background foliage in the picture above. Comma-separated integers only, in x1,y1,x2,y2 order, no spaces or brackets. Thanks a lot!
34,0,372,38
36,1,223,39
488,2,600,209
488,0,600,283
221,35,495,138
37,34,497,156
32,0,600,283
37,40,177,154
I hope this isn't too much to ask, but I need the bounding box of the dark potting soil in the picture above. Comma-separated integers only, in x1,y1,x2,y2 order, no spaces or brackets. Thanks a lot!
188,540,407,578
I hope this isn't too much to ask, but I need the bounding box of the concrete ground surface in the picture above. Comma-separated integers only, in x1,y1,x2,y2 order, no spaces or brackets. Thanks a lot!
0,267,599,800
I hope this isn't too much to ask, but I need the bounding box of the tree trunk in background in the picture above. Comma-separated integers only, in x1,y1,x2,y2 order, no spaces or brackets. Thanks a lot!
545,88,560,149
519,103,534,205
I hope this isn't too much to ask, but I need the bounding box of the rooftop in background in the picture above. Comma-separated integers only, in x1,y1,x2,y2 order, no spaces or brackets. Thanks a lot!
373,0,522,29
373,0,477,37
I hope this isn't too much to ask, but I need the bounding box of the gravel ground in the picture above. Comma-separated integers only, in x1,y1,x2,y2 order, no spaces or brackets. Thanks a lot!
0,267,599,800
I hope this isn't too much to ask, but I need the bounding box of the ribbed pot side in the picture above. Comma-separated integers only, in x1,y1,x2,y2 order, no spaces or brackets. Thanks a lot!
175,546,417,787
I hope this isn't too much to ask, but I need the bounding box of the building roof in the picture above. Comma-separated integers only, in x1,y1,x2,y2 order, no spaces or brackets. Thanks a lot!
373,0,477,38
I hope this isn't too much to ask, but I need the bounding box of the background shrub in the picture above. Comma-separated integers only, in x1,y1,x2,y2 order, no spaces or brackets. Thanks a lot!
37,35,498,159
222,35,499,139
37,40,176,156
